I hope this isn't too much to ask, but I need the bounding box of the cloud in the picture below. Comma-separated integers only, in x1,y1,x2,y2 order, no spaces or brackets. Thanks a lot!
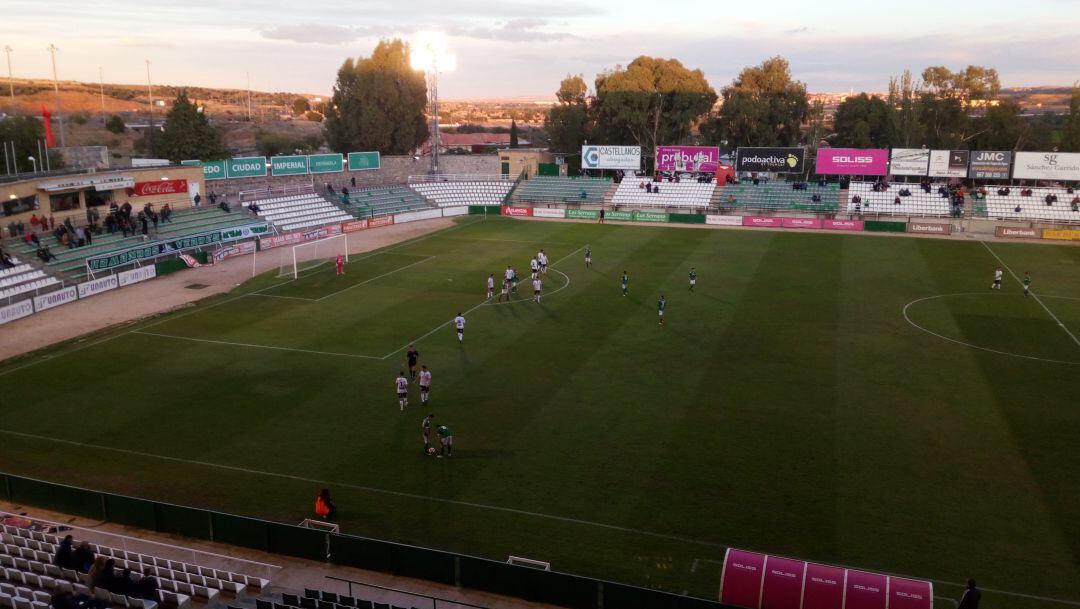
259,23,397,45
785,27,810,35
447,19,577,42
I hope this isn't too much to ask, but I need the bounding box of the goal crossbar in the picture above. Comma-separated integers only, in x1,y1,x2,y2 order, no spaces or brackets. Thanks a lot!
279,233,349,280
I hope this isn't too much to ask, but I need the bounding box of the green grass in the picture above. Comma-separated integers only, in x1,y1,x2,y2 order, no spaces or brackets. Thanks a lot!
2,216,1079,608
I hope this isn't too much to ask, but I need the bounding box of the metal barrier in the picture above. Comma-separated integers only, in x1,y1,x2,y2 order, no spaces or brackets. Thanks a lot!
325,576,490,609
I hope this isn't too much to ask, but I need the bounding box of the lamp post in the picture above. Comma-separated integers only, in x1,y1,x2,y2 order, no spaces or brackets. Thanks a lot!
47,43,65,147
146,60,155,156
410,33,456,176
28,155,36,173
3,46,13,115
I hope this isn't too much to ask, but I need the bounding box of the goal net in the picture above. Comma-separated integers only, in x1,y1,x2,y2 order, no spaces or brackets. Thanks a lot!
278,234,349,279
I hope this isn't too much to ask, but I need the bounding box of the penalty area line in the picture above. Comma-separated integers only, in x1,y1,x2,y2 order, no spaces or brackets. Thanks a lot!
130,331,383,360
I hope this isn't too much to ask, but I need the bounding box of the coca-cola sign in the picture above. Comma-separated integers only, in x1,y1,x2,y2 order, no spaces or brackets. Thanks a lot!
131,179,189,197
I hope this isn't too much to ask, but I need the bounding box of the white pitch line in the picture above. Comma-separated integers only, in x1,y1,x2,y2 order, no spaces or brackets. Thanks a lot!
316,256,436,301
980,240,1080,348
1,428,1078,607
247,293,319,302
381,244,586,359
481,268,571,307
131,330,383,360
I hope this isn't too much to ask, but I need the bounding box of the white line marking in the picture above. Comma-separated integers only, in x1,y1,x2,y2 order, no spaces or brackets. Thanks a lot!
1,428,1077,607
481,269,571,307
248,293,319,302
131,331,383,360
902,293,1080,366
446,237,579,246
316,256,436,301
980,240,1080,347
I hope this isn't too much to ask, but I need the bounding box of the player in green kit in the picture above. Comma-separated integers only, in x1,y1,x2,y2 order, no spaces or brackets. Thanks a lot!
1022,271,1031,297
621,271,629,296
436,424,453,458
657,294,666,325
511,268,519,295
688,268,697,292
584,245,592,268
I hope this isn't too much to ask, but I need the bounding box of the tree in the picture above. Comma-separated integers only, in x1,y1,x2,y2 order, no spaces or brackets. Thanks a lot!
323,39,429,155
156,91,227,162
509,119,519,148
702,56,808,148
1062,84,1080,152
305,111,323,123
832,94,892,148
292,98,311,115
0,116,65,172
545,75,592,174
886,70,925,147
256,130,323,157
592,56,716,153
969,100,1033,150
105,114,126,134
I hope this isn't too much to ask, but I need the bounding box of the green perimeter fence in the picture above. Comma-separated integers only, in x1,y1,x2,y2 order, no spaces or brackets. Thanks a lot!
0,473,730,609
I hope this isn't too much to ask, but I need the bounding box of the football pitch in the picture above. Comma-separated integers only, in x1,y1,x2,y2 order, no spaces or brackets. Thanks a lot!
2,216,1079,608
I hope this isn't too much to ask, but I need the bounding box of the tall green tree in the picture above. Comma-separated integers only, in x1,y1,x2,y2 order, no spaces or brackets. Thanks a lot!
545,75,591,173
969,100,1034,150
592,57,716,153
156,91,227,162
832,93,892,148
323,40,429,155
509,119,519,148
886,70,926,147
701,56,808,148
0,116,64,172
1062,84,1080,152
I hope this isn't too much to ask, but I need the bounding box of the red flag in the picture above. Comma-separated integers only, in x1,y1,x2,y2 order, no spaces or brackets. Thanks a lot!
41,105,54,148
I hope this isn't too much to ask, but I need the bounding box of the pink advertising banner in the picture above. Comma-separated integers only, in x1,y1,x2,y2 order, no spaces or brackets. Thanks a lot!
845,570,888,609
782,217,823,229
743,216,783,228
720,549,766,609
760,556,806,609
656,146,720,172
888,577,933,609
802,563,846,609
822,219,864,231
817,148,889,176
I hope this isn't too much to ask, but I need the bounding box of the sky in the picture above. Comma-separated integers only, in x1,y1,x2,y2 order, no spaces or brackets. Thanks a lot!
1,0,1078,99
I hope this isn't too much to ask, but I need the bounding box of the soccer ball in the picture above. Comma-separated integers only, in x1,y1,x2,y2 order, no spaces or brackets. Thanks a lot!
427,446,437,455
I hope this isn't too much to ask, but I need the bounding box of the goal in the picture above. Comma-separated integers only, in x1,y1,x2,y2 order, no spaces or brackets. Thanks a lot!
278,234,349,279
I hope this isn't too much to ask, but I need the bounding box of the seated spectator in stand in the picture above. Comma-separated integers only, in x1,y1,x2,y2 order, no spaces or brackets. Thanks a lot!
580,190,588,200
29,213,41,231
74,542,95,573
922,182,932,193
247,202,261,213
88,557,109,591
136,575,158,601
150,210,159,229
752,177,760,186
653,185,660,194
899,188,911,197
1021,188,1033,196
938,185,948,197
811,194,822,203
1067,185,1074,194
326,183,335,195
894,196,902,205
138,211,148,235
1014,204,1022,213
38,246,57,262
851,195,862,204
54,535,76,569
161,203,172,223
24,231,40,247
220,199,231,213
209,192,218,206
114,568,136,596
638,181,645,189
726,194,735,206
315,488,336,520
74,226,86,247
645,183,652,193
1072,200,1079,212
1045,194,1055,205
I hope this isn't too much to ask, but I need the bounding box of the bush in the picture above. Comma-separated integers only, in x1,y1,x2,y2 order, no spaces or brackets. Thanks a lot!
105,115,126,134
305,111,323,123
72,114,88,125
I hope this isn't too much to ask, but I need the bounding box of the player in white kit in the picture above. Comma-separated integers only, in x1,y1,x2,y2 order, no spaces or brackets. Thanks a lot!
532,277,542,302
487,274,495,298
418,365,432,404
530,257,539,279
538,250,548,274
395,372,409,411
991,267,1003,290
454,313,466,342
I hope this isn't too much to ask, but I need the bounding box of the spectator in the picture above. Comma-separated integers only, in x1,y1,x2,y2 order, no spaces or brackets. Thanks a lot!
74,542,95,573
161,203,172,223
1045,194,1054,206
74,226,86,247
351,176,356,188
37,246,57,262
727,194,735,206
136,576,158,601
30,213,40,231
894,196,901,205
150,211,159,230
192,193,201,208
315,488,336,520
109,201,119,216
114,568,136,596
1014,205,1022,213
956,579,981,609
1071,199,1079,211
645,183,652,193
0,249,14,269
811,194,822,203
1021,188,1033,197
851,195,862,204
653,185,660,194
138,211,148,235
54,535,75,569
638,181,645,189
247,202,261,213
209,192,218,206
219,200,231,213
88,557,110,591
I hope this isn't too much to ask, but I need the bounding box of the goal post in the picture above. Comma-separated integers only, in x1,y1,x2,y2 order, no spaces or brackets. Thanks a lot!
278,233,349,279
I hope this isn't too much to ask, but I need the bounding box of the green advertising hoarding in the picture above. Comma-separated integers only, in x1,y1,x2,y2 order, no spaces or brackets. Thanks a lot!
226,156,267,179
271,155,309,176
182,159,226,181
565,209,599,220
633,210,669,223
309,154,344,174
605,210,633,221
347,151,381,171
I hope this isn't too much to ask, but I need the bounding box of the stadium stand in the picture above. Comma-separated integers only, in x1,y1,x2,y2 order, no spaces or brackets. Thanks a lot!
407,176,514,207
610,180,715,208
514,176,613,204
346,186,433,219
253,193,352,232
980,187,1080,223
2,524,271,606
846,181,952,217
0,259,61,304
2,205,257,284
717,182,840,213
